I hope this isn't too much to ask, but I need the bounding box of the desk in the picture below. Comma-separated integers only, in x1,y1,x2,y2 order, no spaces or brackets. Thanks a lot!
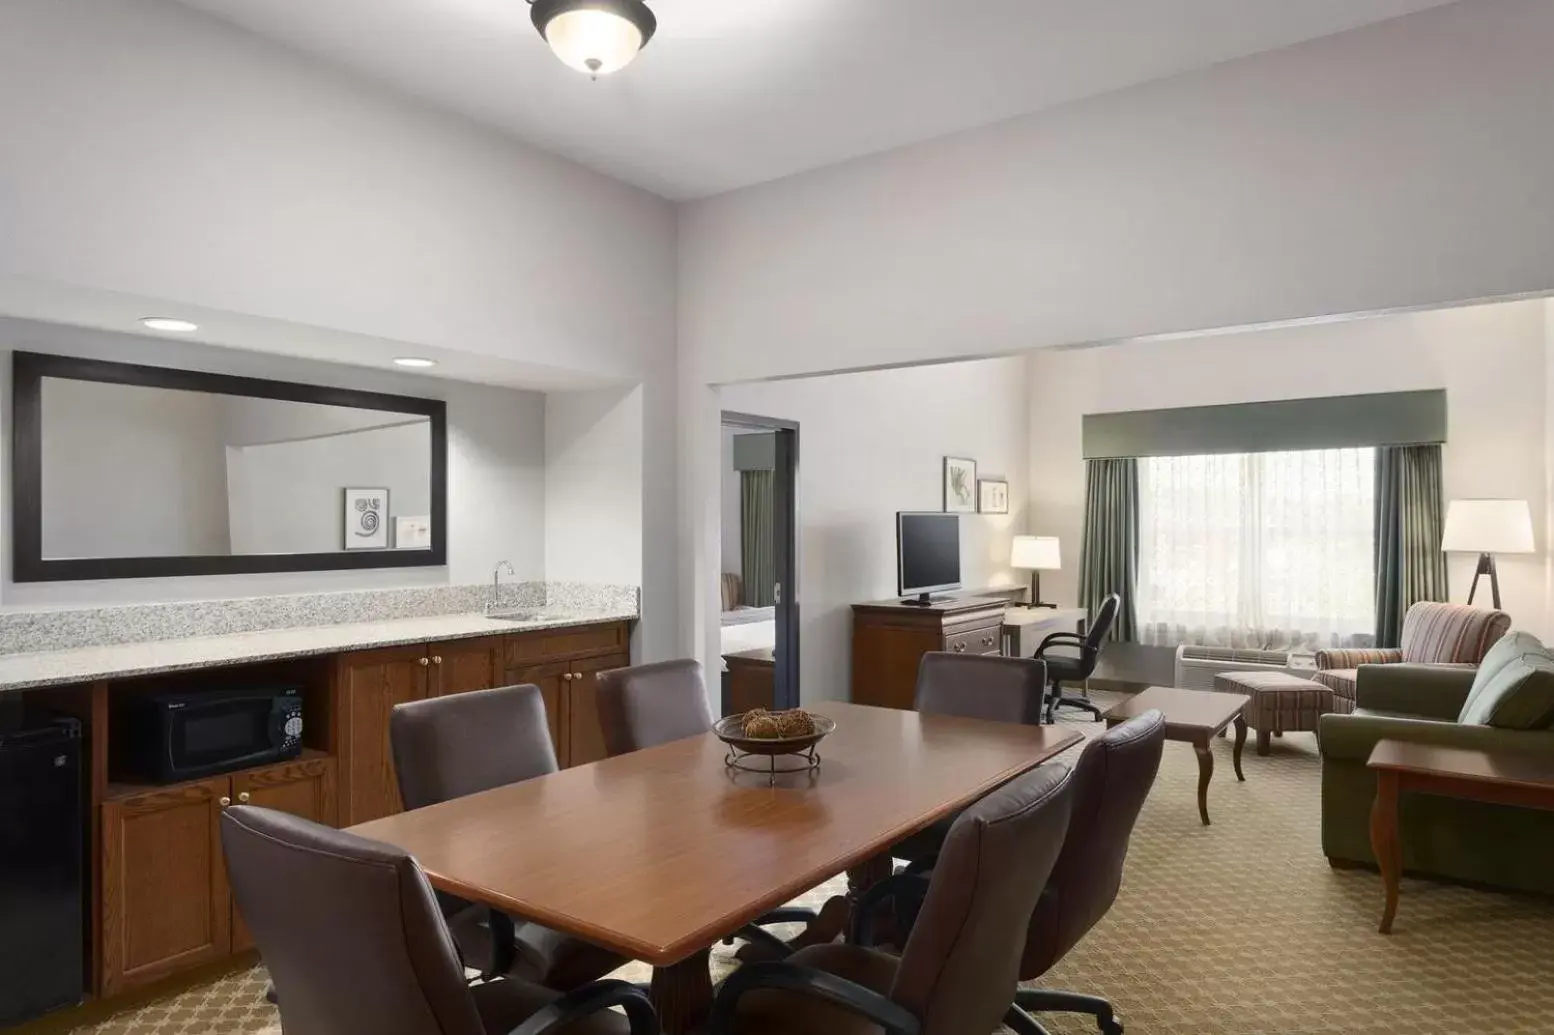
1367,739,1554,934
351,701,1081,1034
1001,606,1088,658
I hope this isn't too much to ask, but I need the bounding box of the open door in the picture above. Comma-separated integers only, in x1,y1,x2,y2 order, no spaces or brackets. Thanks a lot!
720,412,800,711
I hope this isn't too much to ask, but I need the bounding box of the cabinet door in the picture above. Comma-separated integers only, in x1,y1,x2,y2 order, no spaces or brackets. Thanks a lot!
510,662,570,767
566,654,630,769
336,645,430,826
101,778,231,995
229,757,338,953
432,636,505,697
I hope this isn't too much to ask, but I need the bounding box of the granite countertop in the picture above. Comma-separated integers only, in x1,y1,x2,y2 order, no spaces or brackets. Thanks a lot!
0,609,637,693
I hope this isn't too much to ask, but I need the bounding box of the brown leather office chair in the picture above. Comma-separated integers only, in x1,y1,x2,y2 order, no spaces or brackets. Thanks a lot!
595,658,715,756
220,805,656,1035
706,761,1076,1035
1007,710,1165,1035
594,659,816,944
391,685,626,991
891,653,1049,865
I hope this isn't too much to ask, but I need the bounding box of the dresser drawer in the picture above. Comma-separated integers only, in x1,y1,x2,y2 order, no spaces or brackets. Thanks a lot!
944,625,1001,656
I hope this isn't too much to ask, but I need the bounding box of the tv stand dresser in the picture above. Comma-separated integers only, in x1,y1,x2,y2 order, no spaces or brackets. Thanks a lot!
851,596,1007,709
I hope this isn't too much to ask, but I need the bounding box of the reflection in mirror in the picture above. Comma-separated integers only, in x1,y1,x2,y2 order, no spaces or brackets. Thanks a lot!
40,378,433,560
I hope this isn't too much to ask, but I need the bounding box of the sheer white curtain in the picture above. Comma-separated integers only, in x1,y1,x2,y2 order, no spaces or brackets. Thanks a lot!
1136,447,1375,650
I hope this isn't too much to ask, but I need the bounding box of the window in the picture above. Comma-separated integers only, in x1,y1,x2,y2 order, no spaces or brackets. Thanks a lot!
1136,447,1375,650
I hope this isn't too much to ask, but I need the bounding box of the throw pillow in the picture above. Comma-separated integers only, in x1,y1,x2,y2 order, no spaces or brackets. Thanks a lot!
1458,630,1554,729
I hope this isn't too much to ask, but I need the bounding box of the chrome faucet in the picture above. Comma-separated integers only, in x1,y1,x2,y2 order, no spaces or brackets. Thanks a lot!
488,560,516,613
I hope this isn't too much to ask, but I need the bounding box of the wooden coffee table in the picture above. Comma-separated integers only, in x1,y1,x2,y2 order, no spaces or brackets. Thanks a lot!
1103,686,1248,826
1367,739,1554,934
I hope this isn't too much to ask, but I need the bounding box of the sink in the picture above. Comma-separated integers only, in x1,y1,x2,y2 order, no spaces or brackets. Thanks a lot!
485,609,555,623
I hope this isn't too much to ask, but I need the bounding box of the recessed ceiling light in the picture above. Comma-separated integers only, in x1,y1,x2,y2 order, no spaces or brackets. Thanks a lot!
140,317,199,333
531,0,657,78
393,357,437,368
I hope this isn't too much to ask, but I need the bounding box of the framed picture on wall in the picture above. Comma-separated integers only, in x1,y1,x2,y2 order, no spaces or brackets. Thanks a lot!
943,457,978,513
978,478,1009,514
343,487,389,549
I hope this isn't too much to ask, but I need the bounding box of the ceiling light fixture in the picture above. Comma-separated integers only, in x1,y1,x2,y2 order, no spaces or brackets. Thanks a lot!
140,317,199,333
529,0,657,78
393,357,437,368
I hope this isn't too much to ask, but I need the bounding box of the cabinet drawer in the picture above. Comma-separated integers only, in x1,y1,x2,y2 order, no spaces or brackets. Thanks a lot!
943,626,1001,657
510,622,628,664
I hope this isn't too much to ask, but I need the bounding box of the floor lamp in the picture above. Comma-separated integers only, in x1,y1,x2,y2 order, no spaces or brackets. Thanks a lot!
1441,499,1534,610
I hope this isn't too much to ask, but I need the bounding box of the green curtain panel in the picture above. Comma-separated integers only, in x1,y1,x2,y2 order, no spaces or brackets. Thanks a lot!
1079,457,1139,641
1373,444,1448,647
740,469,775,608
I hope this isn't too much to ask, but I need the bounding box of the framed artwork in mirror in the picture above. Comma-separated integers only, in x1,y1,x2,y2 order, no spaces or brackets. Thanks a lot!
343,488,389,549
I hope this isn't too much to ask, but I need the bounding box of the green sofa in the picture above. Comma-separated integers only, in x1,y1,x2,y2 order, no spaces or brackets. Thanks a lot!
1319,640,1554,895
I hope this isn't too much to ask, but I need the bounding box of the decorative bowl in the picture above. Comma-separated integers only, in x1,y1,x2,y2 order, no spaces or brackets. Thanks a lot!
713,711,836,756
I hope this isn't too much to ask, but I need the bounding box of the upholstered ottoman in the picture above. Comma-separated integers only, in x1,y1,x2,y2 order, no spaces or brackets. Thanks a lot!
1213,671,1337,755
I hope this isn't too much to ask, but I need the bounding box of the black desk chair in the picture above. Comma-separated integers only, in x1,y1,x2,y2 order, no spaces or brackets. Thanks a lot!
1033,593,1120,723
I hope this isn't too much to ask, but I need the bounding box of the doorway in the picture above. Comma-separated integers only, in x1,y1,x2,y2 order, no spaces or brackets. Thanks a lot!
718,411,799,712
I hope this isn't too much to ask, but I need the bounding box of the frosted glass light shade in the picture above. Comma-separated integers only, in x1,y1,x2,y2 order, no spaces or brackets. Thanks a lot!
1011,535,1061,571
532,1,657,77
1441,499,1534,554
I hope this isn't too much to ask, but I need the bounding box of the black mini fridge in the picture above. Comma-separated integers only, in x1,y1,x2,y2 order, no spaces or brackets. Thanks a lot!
0,713,85,1025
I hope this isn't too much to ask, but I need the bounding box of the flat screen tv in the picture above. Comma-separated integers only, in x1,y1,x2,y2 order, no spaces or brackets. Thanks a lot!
896,512,962,604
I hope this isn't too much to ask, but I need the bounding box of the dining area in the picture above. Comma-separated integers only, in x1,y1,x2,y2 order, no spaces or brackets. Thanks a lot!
218,654,1167,1035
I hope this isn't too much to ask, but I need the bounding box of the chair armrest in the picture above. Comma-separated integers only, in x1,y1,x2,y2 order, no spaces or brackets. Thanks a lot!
849,872,932,946
1319,712,1554,765
1315,648,1402,670
708,962,920,1035
509,979,659,1035
1353,664,1477,719
1033,632,1088,659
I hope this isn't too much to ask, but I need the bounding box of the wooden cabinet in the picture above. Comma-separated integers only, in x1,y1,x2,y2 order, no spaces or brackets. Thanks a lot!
509,652,629,768
723,648,775,716
850,597,1007,710
432,635,505,697
336,644,430,826
511,661,570,763
101,778,230,996
229,757,337,952
100,756,337,993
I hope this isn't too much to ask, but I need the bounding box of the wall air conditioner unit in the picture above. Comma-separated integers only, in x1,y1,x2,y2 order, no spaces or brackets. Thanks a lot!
1173,645,1292,691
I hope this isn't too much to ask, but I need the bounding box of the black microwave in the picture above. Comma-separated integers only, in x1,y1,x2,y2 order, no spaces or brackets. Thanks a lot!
112,686,303,784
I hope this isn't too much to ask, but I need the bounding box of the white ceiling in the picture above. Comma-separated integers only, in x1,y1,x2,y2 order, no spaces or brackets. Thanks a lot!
175,0,1454,199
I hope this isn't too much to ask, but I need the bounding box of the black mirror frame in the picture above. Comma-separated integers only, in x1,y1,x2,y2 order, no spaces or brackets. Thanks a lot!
11,351,448,582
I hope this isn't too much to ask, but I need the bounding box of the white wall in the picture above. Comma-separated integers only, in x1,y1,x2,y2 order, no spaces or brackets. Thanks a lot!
719,357,1028,704
1,318,547,606
543,387,644,590
227,422,432,555
0,0,678,657
40,379,231,559
720,428,743,583
1026,300,1550,683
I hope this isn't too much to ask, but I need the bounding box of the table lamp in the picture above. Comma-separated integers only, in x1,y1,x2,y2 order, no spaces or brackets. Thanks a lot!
1011,535,1060,609
1441,498,1534,609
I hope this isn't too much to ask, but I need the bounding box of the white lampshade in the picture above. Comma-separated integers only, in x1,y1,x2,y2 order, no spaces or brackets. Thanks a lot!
532,1,657,77
1441,499,1535,554
1011,535,1061,571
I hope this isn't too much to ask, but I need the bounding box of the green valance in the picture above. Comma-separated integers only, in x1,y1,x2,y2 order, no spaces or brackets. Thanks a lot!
1081,390,1446,460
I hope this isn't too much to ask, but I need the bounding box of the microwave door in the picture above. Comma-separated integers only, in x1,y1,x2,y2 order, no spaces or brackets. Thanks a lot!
170,703,277,775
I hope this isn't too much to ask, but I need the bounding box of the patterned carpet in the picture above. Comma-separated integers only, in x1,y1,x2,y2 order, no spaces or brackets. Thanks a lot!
55,695,1554,1035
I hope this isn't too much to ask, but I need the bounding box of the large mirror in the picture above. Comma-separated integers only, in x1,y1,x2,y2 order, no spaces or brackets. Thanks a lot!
12,352,446,581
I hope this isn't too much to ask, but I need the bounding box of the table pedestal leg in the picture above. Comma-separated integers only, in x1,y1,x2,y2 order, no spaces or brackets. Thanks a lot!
748,852,895,957
650,948,712,1035
1232,717,1247,782
1370,770,1402,934
1194,739,1214,826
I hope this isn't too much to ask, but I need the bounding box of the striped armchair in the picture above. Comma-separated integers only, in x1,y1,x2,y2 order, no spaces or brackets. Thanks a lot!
1314,602,1512,709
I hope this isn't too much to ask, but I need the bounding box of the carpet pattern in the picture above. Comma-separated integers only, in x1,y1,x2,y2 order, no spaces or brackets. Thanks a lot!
55,695,1554,1035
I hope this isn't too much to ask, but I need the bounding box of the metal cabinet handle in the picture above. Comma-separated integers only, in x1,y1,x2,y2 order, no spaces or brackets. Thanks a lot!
419,657,430,667
432,656,443,665
953,642,966,653
982,636,995,647
238,792,251,803
219,796,232,807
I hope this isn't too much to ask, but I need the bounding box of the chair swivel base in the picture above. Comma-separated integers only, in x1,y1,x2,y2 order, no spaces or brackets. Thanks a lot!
1006,988,1123,1035
1046,690,1104,724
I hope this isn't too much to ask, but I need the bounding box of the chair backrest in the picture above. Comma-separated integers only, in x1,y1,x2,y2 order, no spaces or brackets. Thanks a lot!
1400,602,1512,665
391,684,558,811
595,658,713,756
914,653,1048,725
1087,593,1122,651
890,762,1076,1035
220,805,482,1035
1019,710,1165,979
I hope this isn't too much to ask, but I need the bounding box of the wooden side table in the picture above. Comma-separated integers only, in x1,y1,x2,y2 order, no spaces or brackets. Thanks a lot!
1366,739,1554,934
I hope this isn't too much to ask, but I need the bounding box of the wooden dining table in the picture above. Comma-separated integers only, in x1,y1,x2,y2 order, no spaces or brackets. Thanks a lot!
350,701,1082,1034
